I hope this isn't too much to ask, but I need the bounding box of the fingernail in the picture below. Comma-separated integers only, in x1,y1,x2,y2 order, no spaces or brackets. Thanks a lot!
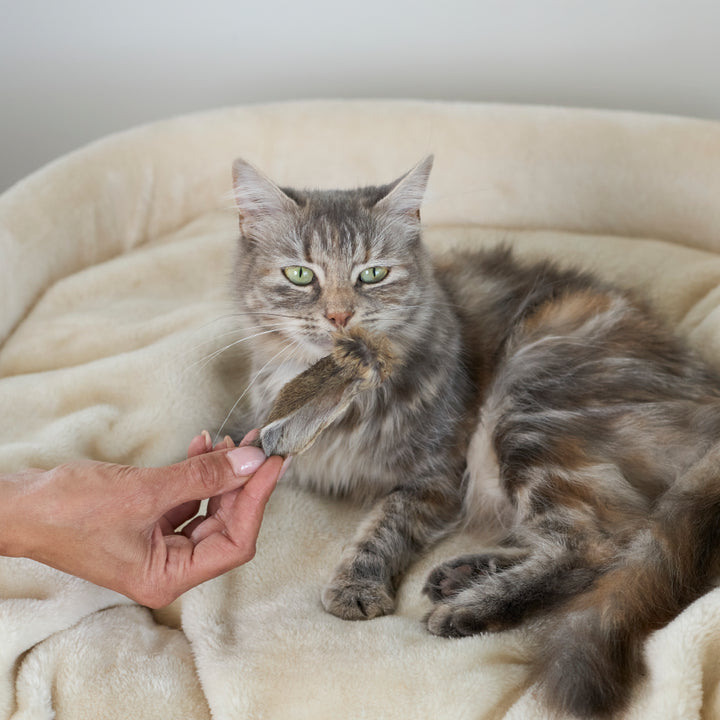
224,435,234,449
278,455,294,481
202,430,212,452
240,428,260,446
226,446,266,476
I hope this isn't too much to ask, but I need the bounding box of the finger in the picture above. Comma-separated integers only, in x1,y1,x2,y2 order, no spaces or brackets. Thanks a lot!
278,455,293,480
187,431,212,459
147,445,267,513
208,428,259,453
239,428,260,447
207,440,279,515
178,514,207,538
176,456,283,583
164,499,202,530
207,491,223,516
222,455,282,540
213,435,235,451
158,516,176,536
206,430,261,514
190,457,281,545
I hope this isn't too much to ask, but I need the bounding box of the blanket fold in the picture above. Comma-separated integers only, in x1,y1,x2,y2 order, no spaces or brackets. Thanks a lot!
3,101,720,719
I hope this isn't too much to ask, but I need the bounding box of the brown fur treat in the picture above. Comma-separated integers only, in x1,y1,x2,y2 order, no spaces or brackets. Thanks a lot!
254,328,395,456
225,155,720,718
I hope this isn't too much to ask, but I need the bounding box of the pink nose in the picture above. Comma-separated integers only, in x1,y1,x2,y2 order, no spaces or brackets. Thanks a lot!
326,310,354,328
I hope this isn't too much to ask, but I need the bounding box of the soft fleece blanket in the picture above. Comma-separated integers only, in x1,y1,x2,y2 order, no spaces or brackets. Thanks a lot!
3,101,720,720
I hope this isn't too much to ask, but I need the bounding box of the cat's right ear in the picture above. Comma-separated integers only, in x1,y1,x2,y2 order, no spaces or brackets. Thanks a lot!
232,159,297,238
374,155,434,223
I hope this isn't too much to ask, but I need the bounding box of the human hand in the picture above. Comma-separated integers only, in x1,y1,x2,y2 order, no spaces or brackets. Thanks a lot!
1,431,284,607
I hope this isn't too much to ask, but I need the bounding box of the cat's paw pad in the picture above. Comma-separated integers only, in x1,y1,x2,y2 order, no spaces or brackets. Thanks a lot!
321,574,395,620
425,599,489,638
332,328,394,389
423,554,507,602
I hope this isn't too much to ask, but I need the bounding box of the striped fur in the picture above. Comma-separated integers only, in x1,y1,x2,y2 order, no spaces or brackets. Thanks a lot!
230,157,720,718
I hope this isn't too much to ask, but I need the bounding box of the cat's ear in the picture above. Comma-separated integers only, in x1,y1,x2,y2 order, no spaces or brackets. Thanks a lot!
232,158,297,237
375,155,434,222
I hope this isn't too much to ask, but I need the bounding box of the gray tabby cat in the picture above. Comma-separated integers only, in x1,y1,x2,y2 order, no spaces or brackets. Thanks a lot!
229,156,720,718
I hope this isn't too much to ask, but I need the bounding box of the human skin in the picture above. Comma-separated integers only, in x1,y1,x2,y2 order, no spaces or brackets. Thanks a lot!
0,430,285,607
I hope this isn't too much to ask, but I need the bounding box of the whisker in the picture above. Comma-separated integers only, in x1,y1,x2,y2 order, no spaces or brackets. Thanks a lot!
177,316,299,374
181,326,260,355
252,340,306,413
188,326,297,372
213,339,300,444
235,310,304,320
184,310,263,337
183,322,294,357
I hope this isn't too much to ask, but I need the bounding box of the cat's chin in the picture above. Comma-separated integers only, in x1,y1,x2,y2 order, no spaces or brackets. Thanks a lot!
301,327,403,365
297,337,334,363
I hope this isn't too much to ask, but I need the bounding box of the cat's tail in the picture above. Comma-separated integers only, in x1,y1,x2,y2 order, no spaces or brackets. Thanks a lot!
538,447,720,718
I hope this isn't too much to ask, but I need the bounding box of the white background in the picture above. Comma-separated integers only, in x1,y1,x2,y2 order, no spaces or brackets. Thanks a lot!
2,0,719,192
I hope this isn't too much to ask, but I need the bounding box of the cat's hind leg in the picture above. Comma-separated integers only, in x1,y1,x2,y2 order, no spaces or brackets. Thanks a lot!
422,548,528,602
425,548,598,637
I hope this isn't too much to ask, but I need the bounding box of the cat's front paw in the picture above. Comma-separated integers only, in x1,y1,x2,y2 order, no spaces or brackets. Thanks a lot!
321,572,395,620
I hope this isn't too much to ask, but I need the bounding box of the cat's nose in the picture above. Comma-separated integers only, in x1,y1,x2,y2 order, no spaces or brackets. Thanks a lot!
326,310,354,328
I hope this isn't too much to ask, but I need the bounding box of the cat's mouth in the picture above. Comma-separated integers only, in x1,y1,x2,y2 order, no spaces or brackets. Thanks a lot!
294,326,359,360
280,322,400,366
286,330,335,362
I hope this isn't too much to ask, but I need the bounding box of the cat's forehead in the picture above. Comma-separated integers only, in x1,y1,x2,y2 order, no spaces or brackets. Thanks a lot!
290,187,391,262
284,184,394,210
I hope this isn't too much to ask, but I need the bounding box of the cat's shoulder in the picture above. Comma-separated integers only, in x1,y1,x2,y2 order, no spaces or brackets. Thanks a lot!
433,244,598,288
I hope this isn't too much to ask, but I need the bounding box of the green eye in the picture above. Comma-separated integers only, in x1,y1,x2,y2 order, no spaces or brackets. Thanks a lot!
359,266,389,284
283,266,315,286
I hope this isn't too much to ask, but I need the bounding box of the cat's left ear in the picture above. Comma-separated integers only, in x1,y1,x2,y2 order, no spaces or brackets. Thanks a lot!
375,155,434,222
232,158,298,239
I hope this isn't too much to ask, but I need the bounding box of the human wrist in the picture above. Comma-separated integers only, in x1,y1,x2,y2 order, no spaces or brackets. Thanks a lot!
0,474,37,559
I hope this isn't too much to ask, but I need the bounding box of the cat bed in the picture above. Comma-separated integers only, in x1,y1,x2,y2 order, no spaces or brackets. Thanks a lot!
3,100,720,719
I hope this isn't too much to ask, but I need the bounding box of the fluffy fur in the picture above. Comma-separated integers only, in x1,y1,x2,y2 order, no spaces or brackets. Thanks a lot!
229,157,720,718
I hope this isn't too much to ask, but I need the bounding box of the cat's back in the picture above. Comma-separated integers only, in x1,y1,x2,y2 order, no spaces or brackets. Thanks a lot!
433,245,608,332
440,246,720,524
432,245,615,395
437,245,720,399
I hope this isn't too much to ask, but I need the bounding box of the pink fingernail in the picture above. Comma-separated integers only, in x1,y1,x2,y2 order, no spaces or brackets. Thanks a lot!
226,446,266,476
202,430,213,452
240,428,261,446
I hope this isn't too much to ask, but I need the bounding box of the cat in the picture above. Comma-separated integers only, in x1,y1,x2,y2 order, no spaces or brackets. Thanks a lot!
228,155,720,718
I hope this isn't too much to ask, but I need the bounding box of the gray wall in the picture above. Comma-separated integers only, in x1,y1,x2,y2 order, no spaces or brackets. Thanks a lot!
2,0,719,192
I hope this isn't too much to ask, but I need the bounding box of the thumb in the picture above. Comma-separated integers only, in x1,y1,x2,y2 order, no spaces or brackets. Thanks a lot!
147,445,268,511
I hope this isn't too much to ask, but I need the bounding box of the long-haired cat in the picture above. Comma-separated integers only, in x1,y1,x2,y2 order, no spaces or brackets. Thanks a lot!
229,156,720,718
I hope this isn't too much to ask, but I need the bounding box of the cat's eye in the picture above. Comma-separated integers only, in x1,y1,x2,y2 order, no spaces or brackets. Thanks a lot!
283,266,315,286
359,266,389,284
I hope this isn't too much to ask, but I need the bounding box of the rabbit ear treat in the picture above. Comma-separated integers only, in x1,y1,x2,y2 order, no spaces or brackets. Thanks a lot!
255,328,395,457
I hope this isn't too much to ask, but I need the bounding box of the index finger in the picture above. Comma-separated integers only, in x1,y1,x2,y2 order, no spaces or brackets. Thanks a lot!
221,455,283,542
147,446,268,515
174,456,283,586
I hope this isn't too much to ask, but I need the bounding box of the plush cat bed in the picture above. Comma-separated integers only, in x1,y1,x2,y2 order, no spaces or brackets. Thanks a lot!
3,100,720,719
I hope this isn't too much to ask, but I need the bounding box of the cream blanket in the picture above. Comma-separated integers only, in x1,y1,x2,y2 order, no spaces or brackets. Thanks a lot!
3,101,720,719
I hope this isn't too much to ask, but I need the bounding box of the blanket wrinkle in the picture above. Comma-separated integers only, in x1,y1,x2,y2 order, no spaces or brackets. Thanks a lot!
3,100,720,719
